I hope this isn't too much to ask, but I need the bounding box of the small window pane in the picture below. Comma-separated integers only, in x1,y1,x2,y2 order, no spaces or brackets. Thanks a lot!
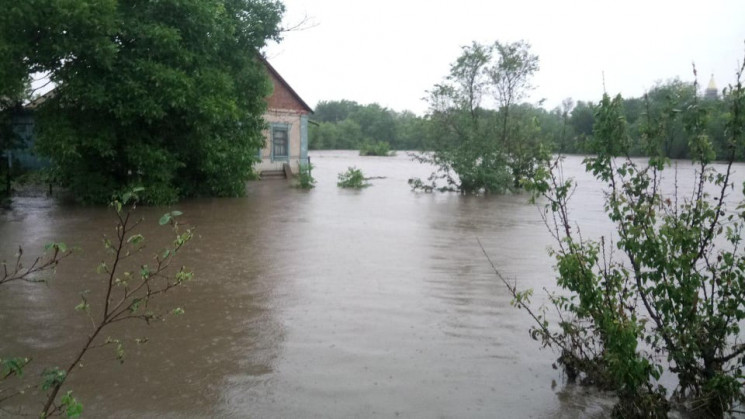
273,128,288,158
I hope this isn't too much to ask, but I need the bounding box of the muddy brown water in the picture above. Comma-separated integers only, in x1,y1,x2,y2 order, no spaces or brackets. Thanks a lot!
2,151,743,418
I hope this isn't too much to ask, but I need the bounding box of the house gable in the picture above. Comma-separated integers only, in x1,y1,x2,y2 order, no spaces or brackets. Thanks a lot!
260,57,313,114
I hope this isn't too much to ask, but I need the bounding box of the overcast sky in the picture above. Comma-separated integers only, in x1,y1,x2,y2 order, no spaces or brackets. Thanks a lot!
264,0,745,115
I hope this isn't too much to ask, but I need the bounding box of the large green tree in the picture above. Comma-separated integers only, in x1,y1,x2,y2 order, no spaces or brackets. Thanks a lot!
0,0,284,204
412,40,545,194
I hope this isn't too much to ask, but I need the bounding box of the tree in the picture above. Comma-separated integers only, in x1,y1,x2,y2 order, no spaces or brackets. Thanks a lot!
552,98,575,154
568,100,595,152
335,119,364,149
393,111,428,150
0,0,285,204
349,103,396,144
489,40,539,147
313,100,360,123
411,41,545,193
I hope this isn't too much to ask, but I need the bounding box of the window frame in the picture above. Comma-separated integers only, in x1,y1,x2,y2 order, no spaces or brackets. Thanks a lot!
270,123,290,162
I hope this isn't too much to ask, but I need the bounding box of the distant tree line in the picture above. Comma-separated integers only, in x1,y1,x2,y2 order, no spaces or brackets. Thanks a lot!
558,79,738,160
311,80,737,162
309,100,429,150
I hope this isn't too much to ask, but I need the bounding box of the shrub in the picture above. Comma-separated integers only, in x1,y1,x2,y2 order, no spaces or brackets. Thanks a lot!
295,163,316,189
507,62,745,417
337,166,370,188
359,141,394,156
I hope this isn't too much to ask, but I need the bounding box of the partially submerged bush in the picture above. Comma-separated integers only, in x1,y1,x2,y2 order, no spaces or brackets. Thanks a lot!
502,61,745,418
295,164,316,189
337,166,370,188
359,141,394,156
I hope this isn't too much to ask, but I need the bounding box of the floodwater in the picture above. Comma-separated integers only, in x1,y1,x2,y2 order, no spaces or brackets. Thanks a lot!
1,151,743,418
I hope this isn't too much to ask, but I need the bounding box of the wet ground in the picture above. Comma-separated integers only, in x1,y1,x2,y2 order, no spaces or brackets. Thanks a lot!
1,152,742,418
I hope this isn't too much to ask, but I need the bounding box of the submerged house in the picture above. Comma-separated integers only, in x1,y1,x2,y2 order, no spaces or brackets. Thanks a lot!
257,57,313,177
6,58,312,179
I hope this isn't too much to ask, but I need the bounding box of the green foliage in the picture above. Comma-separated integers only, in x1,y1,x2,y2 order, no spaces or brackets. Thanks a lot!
295,164,316,189
518,60,745,417
0,0,285,204
337,166,370,189
60,391,83,418
411,40,546,194
556,78,738,160
309,101,427,150
311,119,363,149
567,100,596,152
1,357,30,379
41,368,66,391
359,141,394,156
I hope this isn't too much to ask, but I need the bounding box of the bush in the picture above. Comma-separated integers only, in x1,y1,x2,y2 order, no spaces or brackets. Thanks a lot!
295,163,316,189
337,166,370,189
359,141,394,156
509,62,745,417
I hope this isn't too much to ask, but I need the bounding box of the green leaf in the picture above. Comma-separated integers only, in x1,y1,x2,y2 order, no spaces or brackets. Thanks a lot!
41,367,66,390
74,290,90,312
127,234,144,245
61,391,83,418
96,262,108,274
44,242,68,253
130,298,143,313
115,343,125,364
1,357,30,378
159,211,183,226
159,213,172,226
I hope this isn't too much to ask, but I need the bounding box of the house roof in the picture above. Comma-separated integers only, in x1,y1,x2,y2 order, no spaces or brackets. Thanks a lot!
259,55,313,114
27,90,55,109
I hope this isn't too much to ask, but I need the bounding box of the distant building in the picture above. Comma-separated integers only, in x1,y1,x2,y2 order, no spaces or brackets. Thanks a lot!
256,57,313,178
704,74,719,100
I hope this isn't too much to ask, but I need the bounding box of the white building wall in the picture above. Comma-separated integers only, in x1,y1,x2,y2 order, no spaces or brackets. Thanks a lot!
256,109,303,174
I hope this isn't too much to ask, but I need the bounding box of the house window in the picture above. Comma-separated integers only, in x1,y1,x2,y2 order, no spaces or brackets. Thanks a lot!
272,127,289,160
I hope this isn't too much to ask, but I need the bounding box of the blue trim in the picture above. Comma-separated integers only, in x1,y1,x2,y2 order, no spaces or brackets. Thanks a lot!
269,122,291,162
300,115,309,165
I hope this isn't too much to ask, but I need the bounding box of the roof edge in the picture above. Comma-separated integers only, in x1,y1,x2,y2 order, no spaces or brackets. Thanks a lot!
258,55,314,114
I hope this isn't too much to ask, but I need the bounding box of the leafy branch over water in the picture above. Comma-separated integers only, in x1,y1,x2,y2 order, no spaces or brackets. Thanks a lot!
1,189,194,417
1,243,72,287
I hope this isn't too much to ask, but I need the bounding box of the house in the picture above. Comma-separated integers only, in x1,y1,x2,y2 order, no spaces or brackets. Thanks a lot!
256,57,313,177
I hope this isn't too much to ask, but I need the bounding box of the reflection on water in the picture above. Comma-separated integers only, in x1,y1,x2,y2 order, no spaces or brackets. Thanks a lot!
2,151,743,417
